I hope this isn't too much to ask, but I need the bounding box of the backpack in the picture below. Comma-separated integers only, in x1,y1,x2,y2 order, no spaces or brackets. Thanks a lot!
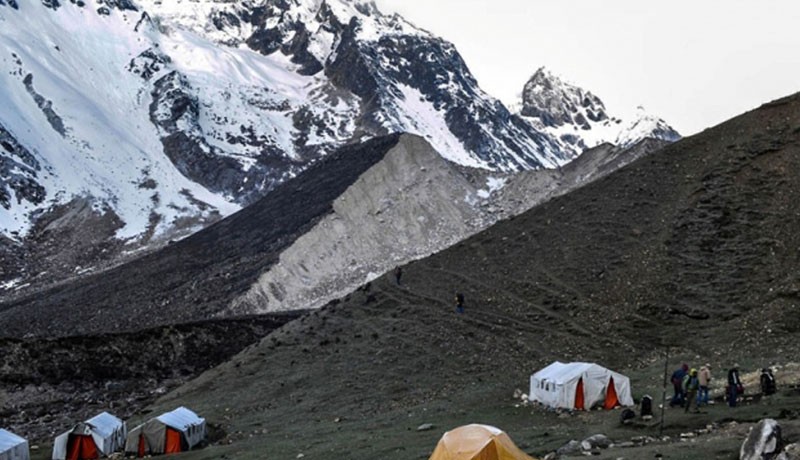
641,395,653,417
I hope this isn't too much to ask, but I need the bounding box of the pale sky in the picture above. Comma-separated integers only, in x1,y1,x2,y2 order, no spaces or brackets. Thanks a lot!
373,0,800,135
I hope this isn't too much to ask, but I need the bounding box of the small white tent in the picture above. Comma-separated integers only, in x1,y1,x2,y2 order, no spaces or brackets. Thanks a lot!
52,412,126,460
125,407,206,457
530,361,634,410
0,429,29,460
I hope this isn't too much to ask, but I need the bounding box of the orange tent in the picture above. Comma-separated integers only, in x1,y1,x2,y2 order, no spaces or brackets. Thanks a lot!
429,424,536,460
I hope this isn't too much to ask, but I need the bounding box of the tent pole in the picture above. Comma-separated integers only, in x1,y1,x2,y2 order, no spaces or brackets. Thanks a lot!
659,346,668,437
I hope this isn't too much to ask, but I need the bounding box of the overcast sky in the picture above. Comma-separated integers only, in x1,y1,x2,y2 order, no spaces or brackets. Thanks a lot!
373,0,800,135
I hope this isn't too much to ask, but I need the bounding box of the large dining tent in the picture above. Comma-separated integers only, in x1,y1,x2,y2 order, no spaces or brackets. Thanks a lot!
529,361,633,410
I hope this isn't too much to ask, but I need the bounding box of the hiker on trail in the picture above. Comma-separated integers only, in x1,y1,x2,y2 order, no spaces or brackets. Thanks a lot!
760,368,777,396
394,267,403,285
684,368,700,413
697,363,712,406
727,364,742,407
670,364,689,407
455,292,465,314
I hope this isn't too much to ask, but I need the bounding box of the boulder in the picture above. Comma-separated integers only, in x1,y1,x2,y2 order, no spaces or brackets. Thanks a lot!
740,419,783,460
777,443,800,460
581,434,612,450
556,440,581,456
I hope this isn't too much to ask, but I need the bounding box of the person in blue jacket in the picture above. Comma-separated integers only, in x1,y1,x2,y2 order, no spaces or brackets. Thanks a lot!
669,363,689,407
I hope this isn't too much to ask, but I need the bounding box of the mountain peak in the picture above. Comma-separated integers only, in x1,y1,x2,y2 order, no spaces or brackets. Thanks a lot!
521,67,609,130
519,68,679,156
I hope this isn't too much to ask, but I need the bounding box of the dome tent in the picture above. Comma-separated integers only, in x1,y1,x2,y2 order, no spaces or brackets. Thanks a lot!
52,412,126,460
429,424,535,460
0,429,29,460
125,407,206,457
529,361,633,410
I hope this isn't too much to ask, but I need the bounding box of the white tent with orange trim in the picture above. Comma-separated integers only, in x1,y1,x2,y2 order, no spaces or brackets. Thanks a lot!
429,424,535,460
124,407,206,457
52,412,126,460
529,362,633,410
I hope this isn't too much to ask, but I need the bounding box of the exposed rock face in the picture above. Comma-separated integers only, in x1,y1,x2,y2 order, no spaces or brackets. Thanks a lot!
22,73,66,136
519,67,680,156
0,122,45,212
148,71,282,204
232,135,489,313
741,419,783,460
521,68,611,129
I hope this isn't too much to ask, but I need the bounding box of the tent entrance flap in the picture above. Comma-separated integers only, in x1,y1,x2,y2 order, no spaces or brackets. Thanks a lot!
164,428,182,454
66,435,98,460
604,377,620,409
137,434,146,458
474,439,500,460
574,378,585,410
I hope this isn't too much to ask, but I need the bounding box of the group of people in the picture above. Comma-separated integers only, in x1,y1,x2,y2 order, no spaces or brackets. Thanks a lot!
669,363,714,412
670,363,779,411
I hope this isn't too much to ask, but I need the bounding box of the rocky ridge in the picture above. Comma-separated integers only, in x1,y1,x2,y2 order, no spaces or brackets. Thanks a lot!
519,67,681,157
0,132,668,337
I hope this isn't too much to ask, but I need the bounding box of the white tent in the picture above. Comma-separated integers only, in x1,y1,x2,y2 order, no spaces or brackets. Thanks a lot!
0,429,29,460
529,361,634,410
125,407,206,456
52,412,126,460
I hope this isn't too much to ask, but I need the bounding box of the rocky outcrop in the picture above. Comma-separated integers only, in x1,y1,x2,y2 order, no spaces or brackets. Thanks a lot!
148,71,287,205
0,123,45,212
521,68,610,129
22,74,66,137
519,67,680,157
741,419,783,460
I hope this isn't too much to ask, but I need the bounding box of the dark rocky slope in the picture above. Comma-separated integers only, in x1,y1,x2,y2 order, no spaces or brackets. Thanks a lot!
0,312,299,442
0,135,402,337
0,133,669,338
145,93,800,459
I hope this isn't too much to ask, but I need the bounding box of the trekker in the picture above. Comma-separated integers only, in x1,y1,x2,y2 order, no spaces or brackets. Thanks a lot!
394,267,403,285
455,292,465,314
670,364,689,407
727,364,742,407
697,363,712,406
684,369,700,413
760,368,777,396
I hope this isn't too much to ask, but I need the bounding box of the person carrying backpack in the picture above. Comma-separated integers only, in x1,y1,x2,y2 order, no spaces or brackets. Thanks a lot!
455,292,465,314
697,364,712,406
760,368,777,396
727,364,742,407
684,368,700,413
670,364,689,407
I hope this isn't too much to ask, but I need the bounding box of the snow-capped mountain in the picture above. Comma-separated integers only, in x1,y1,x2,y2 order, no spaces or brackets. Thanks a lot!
0,0,575,289
0,0,565,239
0,0,680,292
519,67,681,157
